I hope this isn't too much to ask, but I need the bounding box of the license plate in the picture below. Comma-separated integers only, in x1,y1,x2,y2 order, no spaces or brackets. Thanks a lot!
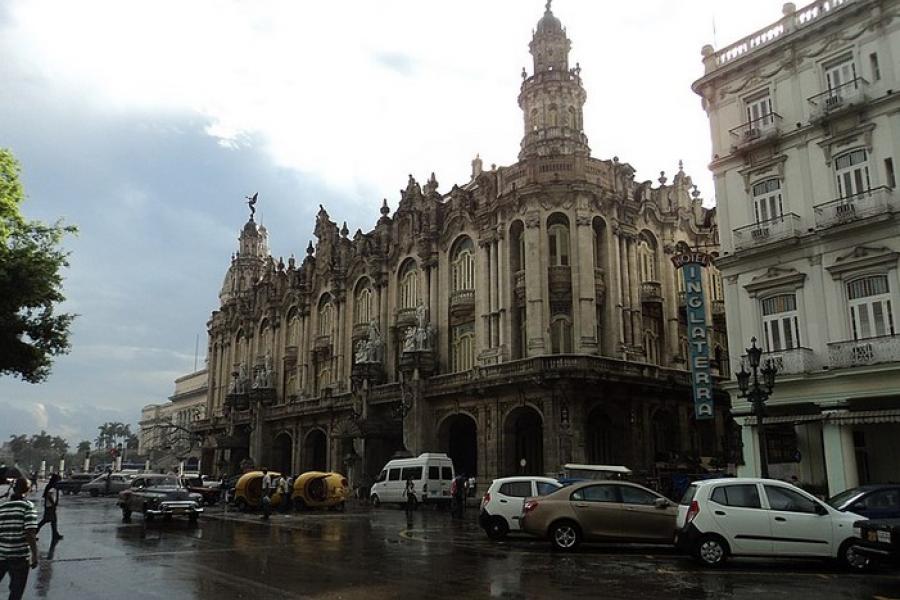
868,531,878,542
877,530,891,544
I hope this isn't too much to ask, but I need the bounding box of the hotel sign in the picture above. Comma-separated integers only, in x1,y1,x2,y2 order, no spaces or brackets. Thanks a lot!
672,251,714,420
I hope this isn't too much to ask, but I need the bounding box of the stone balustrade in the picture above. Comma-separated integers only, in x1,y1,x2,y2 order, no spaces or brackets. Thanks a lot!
814,186,894,230
732,213,802,251
828,335,900,369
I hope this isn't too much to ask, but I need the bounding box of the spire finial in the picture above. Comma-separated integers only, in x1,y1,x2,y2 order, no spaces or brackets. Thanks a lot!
545,0,552,13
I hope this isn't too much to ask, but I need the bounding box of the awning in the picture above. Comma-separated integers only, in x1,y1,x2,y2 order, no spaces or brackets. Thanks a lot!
825,409,900,425
744,413,824,426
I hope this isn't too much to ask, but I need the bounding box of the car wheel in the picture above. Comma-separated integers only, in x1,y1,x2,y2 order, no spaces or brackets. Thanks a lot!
485,516,509,541
695,534,729,567
838,540,870,572
550,521,581,551
90,489,99,498
370,494,380,508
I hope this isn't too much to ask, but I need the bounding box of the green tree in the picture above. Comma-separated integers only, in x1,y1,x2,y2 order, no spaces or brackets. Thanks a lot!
76,440,91,455
0,148,77,383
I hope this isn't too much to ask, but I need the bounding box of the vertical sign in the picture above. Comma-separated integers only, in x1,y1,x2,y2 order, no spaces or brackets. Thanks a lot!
671,251,714,420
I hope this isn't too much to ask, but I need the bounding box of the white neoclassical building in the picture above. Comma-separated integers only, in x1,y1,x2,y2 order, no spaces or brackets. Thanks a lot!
693,0,900,495
139,369,208,471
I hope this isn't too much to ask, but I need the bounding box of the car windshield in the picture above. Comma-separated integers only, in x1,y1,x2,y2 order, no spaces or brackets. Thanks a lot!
827,487,863,509
146,477,181,487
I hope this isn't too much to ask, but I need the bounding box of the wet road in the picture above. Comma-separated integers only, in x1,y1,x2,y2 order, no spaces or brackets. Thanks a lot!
17,493,900,599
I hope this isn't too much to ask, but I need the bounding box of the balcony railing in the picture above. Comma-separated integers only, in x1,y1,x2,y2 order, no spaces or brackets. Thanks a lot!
594,268,606,298
640,281,663,303
514,269,526,304
828,335,900,369
449,288,475,316
729,113,782,148
813,186,894,229
732,213,802,251
747,347,820,375
808,78,869,119
396,307,417,326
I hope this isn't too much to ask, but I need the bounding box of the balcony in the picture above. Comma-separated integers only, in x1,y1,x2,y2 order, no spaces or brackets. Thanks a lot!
732,213,802,251
352,322,369,340
729,113,782,152
749,348,819,375
807,78,869,121
828,335,900,369
514,270,526,304
548,266,572,297
449,288,475,316
313,334,332,351
396,307,417,327
640,281,662,303
813,187,894,230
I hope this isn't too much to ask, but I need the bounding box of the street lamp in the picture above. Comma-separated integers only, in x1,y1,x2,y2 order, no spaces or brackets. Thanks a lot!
735,337,778,478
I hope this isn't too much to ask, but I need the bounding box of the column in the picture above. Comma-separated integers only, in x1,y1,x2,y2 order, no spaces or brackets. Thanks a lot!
496,233,507,354
663,252,680,365
605,228,623,357
627,237,642,350
573,214,597,353
823,421,860,495
524,214,545,355
489,241,499,348
736,418,760,478
619,236,632,348
477,242,492,354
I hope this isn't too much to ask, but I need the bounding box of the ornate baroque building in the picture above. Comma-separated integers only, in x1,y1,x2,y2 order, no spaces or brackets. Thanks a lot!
194,4,730,486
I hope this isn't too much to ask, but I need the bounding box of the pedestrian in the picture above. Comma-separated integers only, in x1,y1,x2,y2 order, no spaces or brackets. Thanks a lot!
260,468,272,520
36,473,63,540
29,472,38,495
0,477,39,600
280,475,292,513
404,477,416,513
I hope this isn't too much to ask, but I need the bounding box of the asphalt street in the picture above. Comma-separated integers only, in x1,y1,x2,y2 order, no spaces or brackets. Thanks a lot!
11,492,900,599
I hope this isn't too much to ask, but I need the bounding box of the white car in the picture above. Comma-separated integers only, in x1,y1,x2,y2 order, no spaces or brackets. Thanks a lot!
479,476,561,539
676,477,868,570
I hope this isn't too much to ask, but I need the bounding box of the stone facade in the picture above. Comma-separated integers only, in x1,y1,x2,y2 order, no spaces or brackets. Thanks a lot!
195,4,731,489
692,0,900,494
139,369,208,471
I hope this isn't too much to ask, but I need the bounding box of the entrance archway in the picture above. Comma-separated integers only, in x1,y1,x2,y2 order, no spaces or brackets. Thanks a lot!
504,406,543,476
272,432,293,475
586,407,624,465
438,414,478,477
304,429,328,472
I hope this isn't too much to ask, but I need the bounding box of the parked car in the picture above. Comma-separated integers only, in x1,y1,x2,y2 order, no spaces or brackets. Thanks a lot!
82,472,135,497
556,464,632,486
56,473,94,495
828,485,900,519
853,518,900,566
676,477,868,570
292,472,349,511
480,476,562,539
183,477,220,506
118,474,203,523
520,480,677,551
370,453,454,507
233,471,284,511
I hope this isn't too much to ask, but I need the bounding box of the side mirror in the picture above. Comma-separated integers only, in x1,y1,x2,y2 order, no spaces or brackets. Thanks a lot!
654,497,670,509
815,503,828,516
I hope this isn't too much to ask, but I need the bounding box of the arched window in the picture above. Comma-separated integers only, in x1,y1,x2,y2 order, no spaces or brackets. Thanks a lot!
548,105,558,127
847,275,894,339
637,234,657,282
451,237,475,292
761,294,800,351
450,323,476,372
568,107,577,130
547,214,570,267
317,366,331,394
354,282,373,325
752,178,784,223
399,260,419,309
644,330,660,365
550,317,573,354
835,149,870,198
287,308,300,346
318,297,333,337
530,108,540,131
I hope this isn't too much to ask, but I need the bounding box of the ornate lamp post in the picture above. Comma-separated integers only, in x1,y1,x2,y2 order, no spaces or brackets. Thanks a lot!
735,337,778,478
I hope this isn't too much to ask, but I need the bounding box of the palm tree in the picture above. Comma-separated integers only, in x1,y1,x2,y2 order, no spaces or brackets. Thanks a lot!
77,440,91,455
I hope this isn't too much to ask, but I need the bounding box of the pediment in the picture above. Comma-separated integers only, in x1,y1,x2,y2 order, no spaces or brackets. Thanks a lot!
827,246,899,278
744,266,806,296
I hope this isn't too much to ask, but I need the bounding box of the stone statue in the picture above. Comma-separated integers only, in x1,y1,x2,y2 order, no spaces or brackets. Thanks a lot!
238,363,249,393
402,327,417,353
354,320,384,364
264,354,274,388
402,306,433,353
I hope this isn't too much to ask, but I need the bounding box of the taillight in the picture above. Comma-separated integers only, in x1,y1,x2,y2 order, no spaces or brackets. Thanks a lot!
482,492,491,506
523,500,539,514
684,500,700,527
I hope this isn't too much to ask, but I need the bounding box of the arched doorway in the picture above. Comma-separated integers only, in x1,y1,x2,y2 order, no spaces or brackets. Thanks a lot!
438,414,478,477
651,408,678,462
586,407,624,465
504,406,543,476
304,429,328,472
272,432,293,475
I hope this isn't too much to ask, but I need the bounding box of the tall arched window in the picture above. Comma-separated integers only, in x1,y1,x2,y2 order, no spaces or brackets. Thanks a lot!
547,214,570,267
752,178,784,223
317,365,331,394
399,260,419,309
848,275,894,339
354,281,373,324
550,316,573,354
451,237,475,292
318,296,334,337
450,323,476,372
637,234,657,282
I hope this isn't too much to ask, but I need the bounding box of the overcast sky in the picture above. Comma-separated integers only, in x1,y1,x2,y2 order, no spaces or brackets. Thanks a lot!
0,0,789,446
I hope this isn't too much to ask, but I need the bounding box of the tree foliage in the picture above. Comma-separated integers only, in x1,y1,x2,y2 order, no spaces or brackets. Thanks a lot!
95,422,134,450
0,147,77,383
5,430,70,469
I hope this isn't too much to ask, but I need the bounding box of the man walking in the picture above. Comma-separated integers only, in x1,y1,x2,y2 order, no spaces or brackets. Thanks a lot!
37,473,63,540
0,478,39,600
280,475,293,513
260,468,272,520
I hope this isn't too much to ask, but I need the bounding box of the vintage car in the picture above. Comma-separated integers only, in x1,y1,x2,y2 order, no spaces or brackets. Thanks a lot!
292,472,349,511
184,476,220,506
233,471,285,511
854,518,900,566
57,473,94,495
82,472,135,497
118,474,203,522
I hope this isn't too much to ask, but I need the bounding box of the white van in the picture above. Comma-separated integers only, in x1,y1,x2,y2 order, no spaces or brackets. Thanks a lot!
370,453,454,507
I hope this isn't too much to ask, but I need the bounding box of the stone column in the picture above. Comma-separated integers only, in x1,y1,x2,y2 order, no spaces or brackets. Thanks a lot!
477,241,492,355
736,417,759,478
524,212,545,355
627,237,642,351
663,250,681,365
605,227,622,357
496,233,507,355
573,214,597,353
823,421,860,495
489,241,499,348
619,236,632,348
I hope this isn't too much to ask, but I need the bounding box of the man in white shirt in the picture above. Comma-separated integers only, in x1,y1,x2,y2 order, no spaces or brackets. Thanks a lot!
260,468,272,520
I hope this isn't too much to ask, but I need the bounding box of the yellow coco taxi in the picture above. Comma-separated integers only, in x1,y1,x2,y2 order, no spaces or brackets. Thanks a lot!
233,471,285,511
292,471,349,511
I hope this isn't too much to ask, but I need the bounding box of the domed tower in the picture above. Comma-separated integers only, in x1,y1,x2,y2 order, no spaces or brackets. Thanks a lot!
219,217,268,303
518,1,590,160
